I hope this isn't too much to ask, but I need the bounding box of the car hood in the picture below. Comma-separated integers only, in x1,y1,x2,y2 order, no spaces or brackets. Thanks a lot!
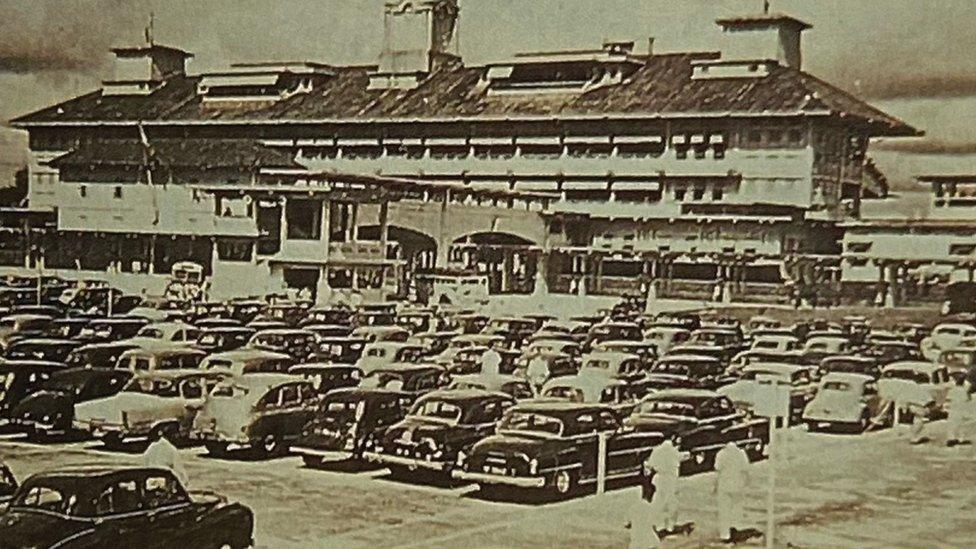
383,417,464,445
805,391,860,417
194,396,250,433
0,510,93,548
74,393,162,422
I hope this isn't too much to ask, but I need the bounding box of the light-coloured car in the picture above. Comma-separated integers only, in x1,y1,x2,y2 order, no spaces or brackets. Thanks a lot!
539,374,636,416
200,348,294,376
114,345,206,373
74,370,227,447
356,342,427,373
579,351,644,381
878,361,952,414
750,335,800,353
921,323,976,361
718,363,817,422
803,373,886,432
643,327,691,356
124,321,201,350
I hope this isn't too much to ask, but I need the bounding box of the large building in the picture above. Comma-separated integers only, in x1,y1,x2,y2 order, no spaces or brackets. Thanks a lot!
7,1,918,304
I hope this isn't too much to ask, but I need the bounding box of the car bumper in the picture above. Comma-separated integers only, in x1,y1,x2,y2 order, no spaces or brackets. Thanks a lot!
292,446,354,461
362,451,449,472
451,470,546,488
11,419,65,434
192,430,252,446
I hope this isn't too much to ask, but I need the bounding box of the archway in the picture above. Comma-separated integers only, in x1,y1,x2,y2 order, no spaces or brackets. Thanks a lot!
357,225,438,273
450,232,538,294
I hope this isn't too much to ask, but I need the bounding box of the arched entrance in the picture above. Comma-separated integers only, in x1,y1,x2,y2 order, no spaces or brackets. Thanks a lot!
358,225,438,273
450,232,538,294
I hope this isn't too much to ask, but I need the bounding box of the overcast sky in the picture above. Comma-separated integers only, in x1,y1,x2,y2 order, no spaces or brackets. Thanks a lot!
2,0,975,186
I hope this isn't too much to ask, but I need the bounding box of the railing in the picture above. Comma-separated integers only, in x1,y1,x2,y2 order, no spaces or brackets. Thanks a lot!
328,241,387,261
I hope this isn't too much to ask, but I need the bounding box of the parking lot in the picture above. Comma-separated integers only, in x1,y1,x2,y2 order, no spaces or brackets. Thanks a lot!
2,417,974,548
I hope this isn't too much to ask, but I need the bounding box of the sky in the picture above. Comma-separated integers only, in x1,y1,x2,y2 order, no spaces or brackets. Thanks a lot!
1,0,975,187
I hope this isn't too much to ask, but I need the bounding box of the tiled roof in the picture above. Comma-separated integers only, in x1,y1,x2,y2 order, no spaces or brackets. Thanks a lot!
48,139,301,169
12,53,917,136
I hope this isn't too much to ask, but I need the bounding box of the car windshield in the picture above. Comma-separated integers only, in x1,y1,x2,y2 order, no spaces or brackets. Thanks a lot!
637,400,696,417
10,482,77,515
410,399,462,423
585,359,612,370
123,377,179,397
198,334,220,346
823,381,853,391
652,362,691,376
211,384,248,398
136,328,165,339
359,372,405,391
753,340,780,350
882,370,930,384
543,387,586,402
498,411,563,436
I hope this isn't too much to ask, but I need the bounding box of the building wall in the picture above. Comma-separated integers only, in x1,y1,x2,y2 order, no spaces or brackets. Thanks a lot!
842,228,976,281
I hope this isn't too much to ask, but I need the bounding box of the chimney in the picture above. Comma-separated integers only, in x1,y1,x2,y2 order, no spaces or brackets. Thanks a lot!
602,40,635,56
103,44,193,95
715,12,810,69
378,0,460,75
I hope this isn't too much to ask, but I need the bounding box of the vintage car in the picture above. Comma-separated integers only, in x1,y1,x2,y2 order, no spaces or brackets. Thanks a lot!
0,360,64,422
294,388,412,465
450,312,490,335
745,315,782,333
290,363,363,394
920,323,976,361
200,348,294,376
124,306,181,323
365,389,516,476
247,328,319,362
584,321,642,350
0,466,254,548
124,321,202,350
351,325,411,343
878,361,953,417
316,336,368,364
407,330,458,356
718,363,817,423
625,389,769,467
3,337,80,364
10,367,133,439
356,341,428,373
299,306,354,328
254,301,310,327
801,336,854,366
0,314,54,350
74,370,228,448
0,460,15,504
939,347,976,381
643,326,691,357
750,335,800,353
512,350,579,383
538,320,591,344
686,328,745,361
395,309,442,334
43,317,92,340
652,312,701,332
645,354,732,391
803,373,887,432
245,318,289,331
446,346,520,376
892,322,930,345
575,351,644,384
481,317,536,346
819,355,881,379
592,340,657,368
448,373,535,400
434,333,506,365
453,401,660,495
666,343,729,363
539,374,641,417
358,363,447,401
728,349,804,374
74,316,149,344
303,323,355,340
195,326,255,354
526,338,582,361
863,341,922,365
351,303,398,328
115,346,206,373
193,374,317,457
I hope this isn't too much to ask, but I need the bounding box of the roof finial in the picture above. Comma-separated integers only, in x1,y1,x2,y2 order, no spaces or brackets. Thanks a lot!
144,11,155,46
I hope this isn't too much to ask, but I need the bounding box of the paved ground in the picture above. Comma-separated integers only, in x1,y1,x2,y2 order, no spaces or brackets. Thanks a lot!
1,418,974,548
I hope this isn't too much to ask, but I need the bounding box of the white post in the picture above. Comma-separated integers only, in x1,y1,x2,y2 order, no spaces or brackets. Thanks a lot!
766,418,776,549
893,400,901,429
596,431,608,495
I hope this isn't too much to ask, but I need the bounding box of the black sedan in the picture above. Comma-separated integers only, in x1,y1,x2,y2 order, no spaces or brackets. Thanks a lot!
0,466,253,548
364,389,515,477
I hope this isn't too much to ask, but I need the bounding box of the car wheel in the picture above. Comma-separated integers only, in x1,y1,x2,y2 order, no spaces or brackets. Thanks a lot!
553,470,575,495
206,442,230,458
302,455,323,468
259,435,283,457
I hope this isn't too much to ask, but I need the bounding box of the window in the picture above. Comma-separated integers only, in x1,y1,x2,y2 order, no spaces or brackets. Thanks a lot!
950,244,976,256
96,479,142,515
692,187,705,201
133,358,151,371
257,389,281,410
674,188,687,201
216,239,253,262
113,186,123,199
181,378,203,399
285,199,322,240
847,242,873,253
281,384,300,406
144,475,186,508
79,185,87,197
712,187,724,201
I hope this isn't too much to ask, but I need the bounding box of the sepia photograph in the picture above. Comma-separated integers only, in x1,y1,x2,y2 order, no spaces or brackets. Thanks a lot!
0,0,974,546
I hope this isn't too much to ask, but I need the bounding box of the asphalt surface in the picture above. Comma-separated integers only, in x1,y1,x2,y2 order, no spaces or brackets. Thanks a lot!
1,417,974,548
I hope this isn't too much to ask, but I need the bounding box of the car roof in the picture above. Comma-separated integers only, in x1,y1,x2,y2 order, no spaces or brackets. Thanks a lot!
252,328,314,336
544,374,624,391
937,323,975,330
1,313,52,322
585,351,641,362
415,388,511,405
742,363,808,375
120,345,206,358
9,338,78,346
510,400,610,415
821,372,873,385
216,373,302,390
450,373,524,386
641,388,720,402
883,361,943,373
134,369,222,381
207,348,292,362
370,362,443,373
659,353,720,363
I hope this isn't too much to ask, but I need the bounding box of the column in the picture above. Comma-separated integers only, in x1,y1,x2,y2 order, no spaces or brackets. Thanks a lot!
349,203,359,242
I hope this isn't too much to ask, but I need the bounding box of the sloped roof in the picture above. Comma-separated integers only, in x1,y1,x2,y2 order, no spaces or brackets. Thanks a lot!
48,138,301,170
12,53,917,136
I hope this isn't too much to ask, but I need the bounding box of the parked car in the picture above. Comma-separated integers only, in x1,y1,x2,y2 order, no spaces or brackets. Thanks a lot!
290,363,363,394
195,326,255,353
200,349,294,376
293,388,413,466
0,460,14,504
193,374,318,458
686,328,744,361
351,325,411,343
863,341,922,365
0,314,54,350
453,401,660,496
316,336,368,364
115,346,206,373
643,327,691,356
819,355,881,379
718,363,817,423
525,339,582,361
365,389,516,477
448,374,535,400
803,373,887,432
43,317,92,340
73,370,228,448
0,466,254,548
539,374,640,417
299,306,354,328
878,361,953,418
408,331,458,356
74,316,149,343
646,354,731,391
921,323,976,361
750,335,800,353
247,328,319,362
579,351,646,382
801,336,854,366
357,363,447,401
625,389,769,467
0,360,64,422
482,317,537,346
125,321,201,350
10,367,133,439
63,342,139,370
584,321,642,350
356,342,427,373
4,338,80,364
446,346,520,376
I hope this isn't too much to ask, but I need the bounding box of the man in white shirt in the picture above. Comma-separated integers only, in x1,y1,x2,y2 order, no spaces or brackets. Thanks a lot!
480,347,503,377
645,440,682,534
144,431,188,486
714,442,750,543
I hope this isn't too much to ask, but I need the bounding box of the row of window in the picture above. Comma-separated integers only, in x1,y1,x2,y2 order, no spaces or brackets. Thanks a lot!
847,241,976,257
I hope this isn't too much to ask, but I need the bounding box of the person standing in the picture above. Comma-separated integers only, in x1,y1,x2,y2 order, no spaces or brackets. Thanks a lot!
946,377,971,446
714,442,750,543
480,346,503,377
144,431,188,486
525,349,549,393
627,482,662,549
645,439,682,535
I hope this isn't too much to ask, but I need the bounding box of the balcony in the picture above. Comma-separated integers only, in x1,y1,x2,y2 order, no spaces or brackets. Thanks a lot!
328,241,388,263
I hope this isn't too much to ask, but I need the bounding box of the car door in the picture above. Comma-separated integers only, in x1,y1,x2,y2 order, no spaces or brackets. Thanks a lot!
573,412,602,482
142,472,194,543
601,410,652,477
93,474,151,546
287,383,319,441
249,387,283,440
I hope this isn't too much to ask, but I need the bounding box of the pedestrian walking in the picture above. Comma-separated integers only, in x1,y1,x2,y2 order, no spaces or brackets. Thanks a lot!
144,430,188,486
946,377,971,446
627,485,662,548
645,439,682,534
714,442,750,543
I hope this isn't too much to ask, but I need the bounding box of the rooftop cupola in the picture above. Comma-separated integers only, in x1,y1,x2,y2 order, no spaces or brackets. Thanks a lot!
103,44,193,96
369,0,460,90
715,9,811,70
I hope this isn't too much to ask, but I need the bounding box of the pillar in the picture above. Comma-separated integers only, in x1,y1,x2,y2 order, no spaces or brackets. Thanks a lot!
349,203,359,242
379,201,390,246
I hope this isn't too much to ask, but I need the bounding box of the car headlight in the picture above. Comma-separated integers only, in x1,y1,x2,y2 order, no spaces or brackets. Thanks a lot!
529,458,538,474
